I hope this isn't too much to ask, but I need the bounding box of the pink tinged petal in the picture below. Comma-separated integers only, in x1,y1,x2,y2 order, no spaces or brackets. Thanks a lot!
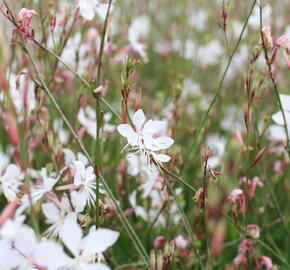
154,154,171,163
117,124,136,140
142,120,164,134
59,213,82,256
81,228,120,256
42,202,60,222
155,136,174,150
133,109,146,131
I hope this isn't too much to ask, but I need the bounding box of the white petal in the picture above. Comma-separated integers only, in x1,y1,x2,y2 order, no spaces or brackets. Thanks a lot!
79,0,96,20
133,109,145,131
14,225,38,257
143,134,159,151
42,202,60,222
154,154,171,163
81,263,111,270
272,111,290,125
280,94,290,112
59,213,82,256
3,164,22,179
71,190,86,212
154,136,174,150
142,120,163,134
34,240,72,269
85,166,96,183
96,4,112,21
117,124,136,139
128,191,137,207
73,161,86,186
81,228,119,256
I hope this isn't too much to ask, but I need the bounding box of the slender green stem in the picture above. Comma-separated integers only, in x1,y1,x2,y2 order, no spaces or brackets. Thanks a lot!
94,0,113,228
160,165,197,194
181,0,257,174
21,38,149,264
166,183,203,269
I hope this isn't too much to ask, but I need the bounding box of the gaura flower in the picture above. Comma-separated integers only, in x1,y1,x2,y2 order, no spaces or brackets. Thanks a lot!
272,94,290,126
0,164,23,201
59,213,119,269
117,109,174,167
257,256,273,270
227,188,246,214
71,161,97,212
77,0,114,21
13,8,36,40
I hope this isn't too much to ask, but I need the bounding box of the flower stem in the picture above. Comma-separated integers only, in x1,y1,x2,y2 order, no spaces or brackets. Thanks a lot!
258,1,290,157
94,0,113,228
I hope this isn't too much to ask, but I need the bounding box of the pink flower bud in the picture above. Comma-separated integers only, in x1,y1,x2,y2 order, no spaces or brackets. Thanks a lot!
154,236,165,249
247,224,260,238
175,234,188,250
5,112,19,147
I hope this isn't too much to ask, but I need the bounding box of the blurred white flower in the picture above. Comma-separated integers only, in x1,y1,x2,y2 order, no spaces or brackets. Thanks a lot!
78,105,115,138
63,148,89,167
197,39,223,66
0,164,23,201
0,72,36,121
78,0,113,21
42,197,72,237
128,15,150,59
59,213,119,269
71,161,97,212
117,109,174,166
0,218,70,270
53,119,69,144
272,94,290,126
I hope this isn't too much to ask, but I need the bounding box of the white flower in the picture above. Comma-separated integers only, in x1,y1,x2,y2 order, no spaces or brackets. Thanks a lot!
128,15,150,59
63,148,89,167
272,94,290,126
117,109,174,166
59,213,119,269
42,197,72,237
53,119,69,144
271,94,290,143
4,72,36,119
78,0,114,21
16,168,58,215
71,161,97,212
0,164,23,201
0,218,71,270
77,105,115,139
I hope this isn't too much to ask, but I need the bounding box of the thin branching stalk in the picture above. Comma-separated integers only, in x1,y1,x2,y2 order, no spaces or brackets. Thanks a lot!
2,0,121,121
21,37,149,264
94,0,113,228
166,183,203,270
258,2,290,156
181,0,257,174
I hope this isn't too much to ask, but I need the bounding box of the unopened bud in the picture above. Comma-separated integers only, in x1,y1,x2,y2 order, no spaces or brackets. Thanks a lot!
262,25,273,49
150,250,156,270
